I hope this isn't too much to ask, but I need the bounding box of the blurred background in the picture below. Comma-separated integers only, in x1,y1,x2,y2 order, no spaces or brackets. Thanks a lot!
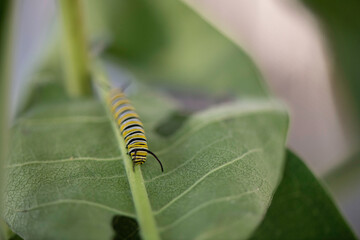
9,0,360,236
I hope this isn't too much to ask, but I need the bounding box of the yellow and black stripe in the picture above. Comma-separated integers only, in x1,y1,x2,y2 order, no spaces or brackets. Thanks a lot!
109,89,163,172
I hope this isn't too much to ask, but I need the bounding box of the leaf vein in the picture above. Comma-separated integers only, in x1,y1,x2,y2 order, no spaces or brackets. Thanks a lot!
159,188,259,232
7,156,122,168
145,135,231,182
154,148,262,215
15,199,135,217
18,116,109,125
156,107,276,155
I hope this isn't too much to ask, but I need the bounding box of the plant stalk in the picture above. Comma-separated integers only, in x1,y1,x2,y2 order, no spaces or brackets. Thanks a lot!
92,62,161,240
0,0,14,205
0,0,15,238
59,0,91,97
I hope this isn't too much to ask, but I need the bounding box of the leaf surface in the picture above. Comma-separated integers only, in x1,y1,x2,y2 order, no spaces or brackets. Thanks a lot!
84,0,267,98
5,0,290,239
250,151,356,240
4,77,288,240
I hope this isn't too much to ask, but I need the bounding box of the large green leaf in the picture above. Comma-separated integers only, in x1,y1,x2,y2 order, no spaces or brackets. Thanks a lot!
4,74,288,239
84,0,267,98
250,151,356,240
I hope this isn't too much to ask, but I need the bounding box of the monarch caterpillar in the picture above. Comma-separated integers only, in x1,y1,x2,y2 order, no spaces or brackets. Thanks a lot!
109,88,164,172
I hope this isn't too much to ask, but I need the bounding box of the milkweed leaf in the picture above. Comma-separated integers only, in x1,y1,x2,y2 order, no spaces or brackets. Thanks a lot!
4,77,288,239
250,151,356,240
83,0,267,98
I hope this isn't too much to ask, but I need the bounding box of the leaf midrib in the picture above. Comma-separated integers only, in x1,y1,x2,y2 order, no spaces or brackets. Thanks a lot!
9,101,281,170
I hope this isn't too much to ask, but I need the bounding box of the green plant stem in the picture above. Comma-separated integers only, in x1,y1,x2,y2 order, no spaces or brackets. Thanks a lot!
59,0,91,97
92,62,161,240
0,0,14,204
0,1,15,238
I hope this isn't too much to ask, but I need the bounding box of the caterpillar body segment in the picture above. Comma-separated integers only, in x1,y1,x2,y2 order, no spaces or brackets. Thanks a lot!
108,89,163,172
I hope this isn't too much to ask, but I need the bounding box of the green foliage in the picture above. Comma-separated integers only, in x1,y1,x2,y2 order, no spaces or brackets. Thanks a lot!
84,0,267,97
4,76,288,239
58,0,92,97
3,0,357,239
250,151,356,240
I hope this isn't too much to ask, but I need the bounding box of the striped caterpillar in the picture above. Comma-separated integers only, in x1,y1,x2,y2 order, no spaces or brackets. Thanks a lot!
109,89,164,172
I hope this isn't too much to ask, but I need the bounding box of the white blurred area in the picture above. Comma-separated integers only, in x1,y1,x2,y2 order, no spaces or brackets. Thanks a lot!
11,0,56,117
186,0,359,176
